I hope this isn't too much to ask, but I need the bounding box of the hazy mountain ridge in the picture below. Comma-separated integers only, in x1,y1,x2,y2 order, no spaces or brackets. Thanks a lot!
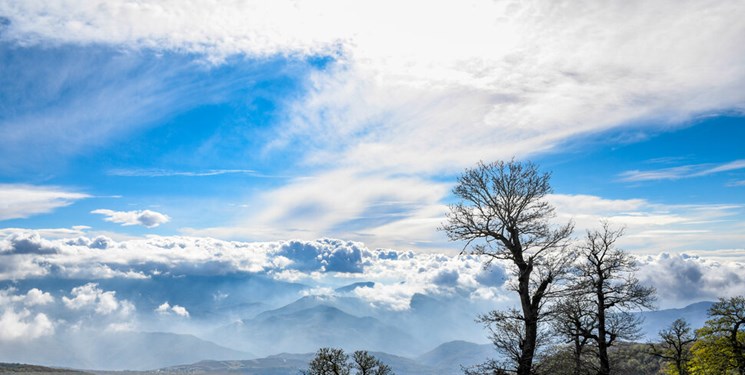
637,300,714,340
83,341,493,375
0,331,250,371
212,303,422,357
0,276,715,373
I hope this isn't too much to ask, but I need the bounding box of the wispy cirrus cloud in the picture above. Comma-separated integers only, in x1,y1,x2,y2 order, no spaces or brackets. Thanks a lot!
0,184,89,221
547,194,745,254
107,169,257,177
1,0,744,251
91,209,170,228
619,159,745,182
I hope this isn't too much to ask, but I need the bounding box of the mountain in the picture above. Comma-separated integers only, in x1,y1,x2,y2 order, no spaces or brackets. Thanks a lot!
212,304,422,357
86,351,443,375
417,340,495,373
142,355,313,375
383,293,488,345
0,331,251,371
0,363,92,374
638,301,714,340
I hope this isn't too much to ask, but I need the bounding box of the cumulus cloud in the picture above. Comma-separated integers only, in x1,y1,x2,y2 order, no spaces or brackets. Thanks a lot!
638,253,745,308
275,239,366,273
0,184,89,221
0,232,59,255
155,302,189,317
0,308,54,341
432,269,460,287
0,230,743,311
91,209,170,228
62,283,133,315
0,288,54,307
0,287,55,341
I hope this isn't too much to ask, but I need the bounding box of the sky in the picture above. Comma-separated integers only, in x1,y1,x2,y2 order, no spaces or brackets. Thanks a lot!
1,0,745,348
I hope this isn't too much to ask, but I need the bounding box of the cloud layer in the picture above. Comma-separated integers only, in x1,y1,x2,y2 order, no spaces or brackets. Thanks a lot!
2,231,743,311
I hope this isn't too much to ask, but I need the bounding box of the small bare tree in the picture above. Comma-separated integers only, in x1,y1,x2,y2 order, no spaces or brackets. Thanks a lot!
552,294,597,375
304,348,350,375
441,160,574,375
574,221,656,375
352,351,393,375
649,318,696,375
303,348,394,375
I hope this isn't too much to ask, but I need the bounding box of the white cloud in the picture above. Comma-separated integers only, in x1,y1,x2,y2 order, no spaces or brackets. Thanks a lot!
547,194,745,253
91,209,170,228
0,184,89,221
0,232,59,255
62,283,133,315
185,168,451,249
0,229,743,310
107,169,256,177
22,288,54,306
0,288,53,307
638,253,745,308
619,159,745,182
155,302,190,317
2,0,744,248
0,287,56,341
0,308,54,341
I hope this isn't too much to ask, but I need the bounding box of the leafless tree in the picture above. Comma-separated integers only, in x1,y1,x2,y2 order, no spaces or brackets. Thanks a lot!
352,351,393,375
574,221,656,375
552,295,597,375
303,348,394,375
649,318,696,375
441,160,574,375
303,347,351,375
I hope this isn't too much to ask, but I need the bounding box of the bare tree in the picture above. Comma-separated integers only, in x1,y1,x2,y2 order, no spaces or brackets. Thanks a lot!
552,295,597,375
303,348,351,375
303,348,394,375
441,160,574,375
649,318,696,375
574,221,656,375
352,351,393,375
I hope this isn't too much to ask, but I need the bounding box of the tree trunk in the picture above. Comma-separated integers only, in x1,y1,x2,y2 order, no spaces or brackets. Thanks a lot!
516,264,536,375
573,335,582,375
596,290,610,375
517,314,537,375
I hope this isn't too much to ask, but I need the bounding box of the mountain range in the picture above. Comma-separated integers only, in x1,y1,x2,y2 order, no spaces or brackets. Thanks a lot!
0,275,718,372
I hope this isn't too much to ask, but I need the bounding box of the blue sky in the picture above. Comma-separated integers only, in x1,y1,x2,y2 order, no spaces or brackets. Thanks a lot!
1,0,745,311
2,35,743,253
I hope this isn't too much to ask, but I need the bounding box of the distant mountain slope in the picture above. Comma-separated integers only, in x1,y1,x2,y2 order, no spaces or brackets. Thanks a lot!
93,351,441,375
417,340,495,373
0,363,92,374
0,331,251,371
638,301,714,340
213,304,421,357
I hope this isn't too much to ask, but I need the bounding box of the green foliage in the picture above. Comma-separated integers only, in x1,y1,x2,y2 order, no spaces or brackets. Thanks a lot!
687,326,738,374
649,318,696,375
687,296,745,375
535,342,664,375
